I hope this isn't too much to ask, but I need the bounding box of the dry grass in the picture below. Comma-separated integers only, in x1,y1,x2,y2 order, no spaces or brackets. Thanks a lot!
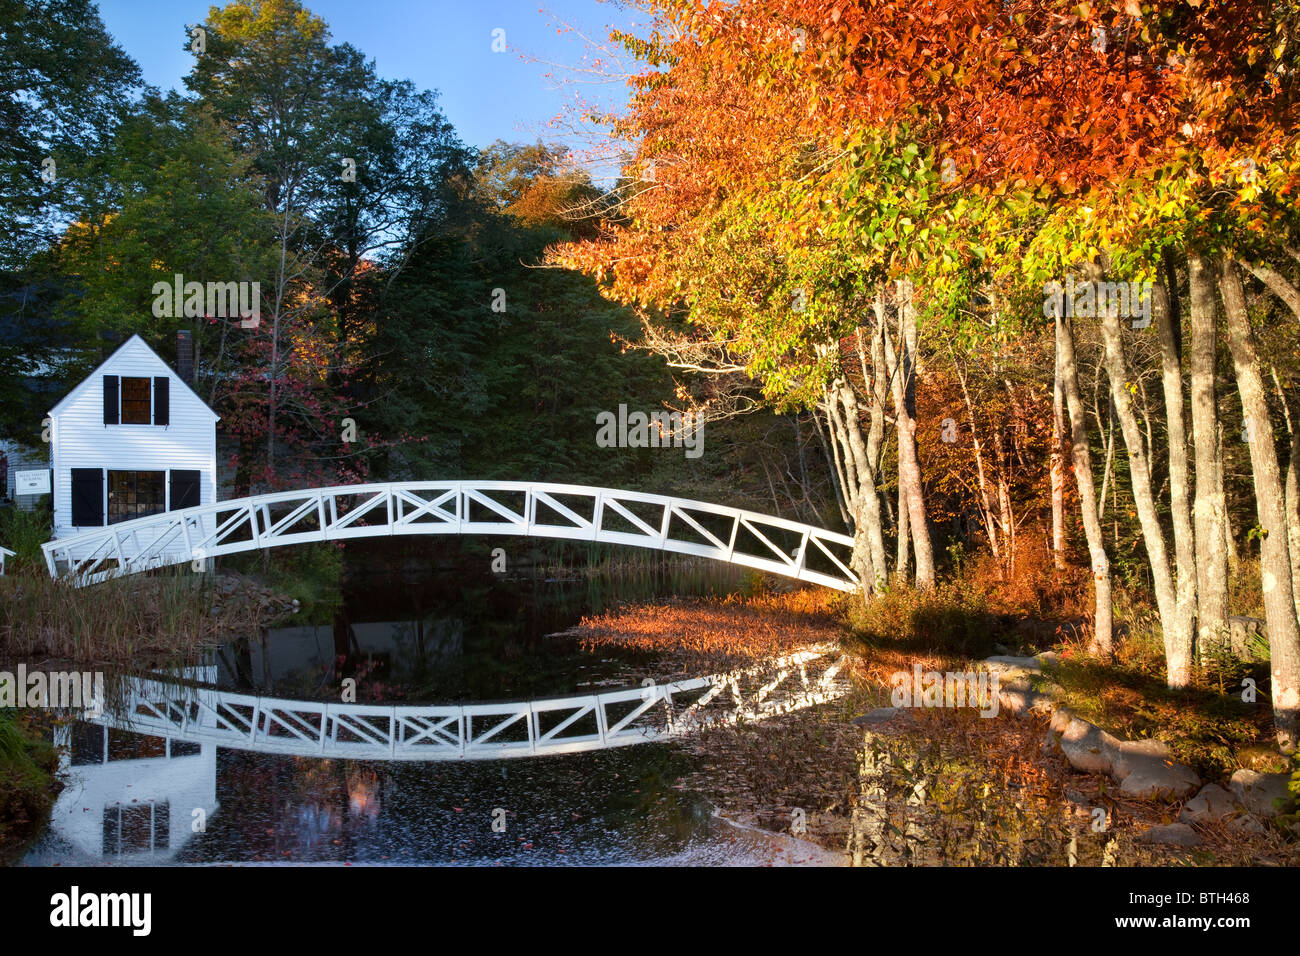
0,569,287,665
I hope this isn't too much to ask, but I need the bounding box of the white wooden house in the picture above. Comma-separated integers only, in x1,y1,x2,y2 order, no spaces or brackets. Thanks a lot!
48,333,217,558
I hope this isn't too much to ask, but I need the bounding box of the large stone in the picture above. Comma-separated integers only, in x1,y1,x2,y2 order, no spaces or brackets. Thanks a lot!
1118,759,1200,801
1112,738,1171,780
1049,706,1076,734
1227,813,1267,834
1058,717,1121,775
1229,769,1296,817
1137,822,1201,847
999,674,1036,693
852,708,900,727
984,655,1043,673
996,687,1054,716
1179,784,1239,824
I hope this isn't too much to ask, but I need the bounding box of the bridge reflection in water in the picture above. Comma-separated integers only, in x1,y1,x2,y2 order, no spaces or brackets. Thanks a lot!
30,550,851,865
37,641,847,865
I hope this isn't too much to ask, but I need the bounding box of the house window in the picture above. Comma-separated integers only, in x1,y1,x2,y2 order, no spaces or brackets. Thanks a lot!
103,375,169,426
107,470,165,524
120,376,151,423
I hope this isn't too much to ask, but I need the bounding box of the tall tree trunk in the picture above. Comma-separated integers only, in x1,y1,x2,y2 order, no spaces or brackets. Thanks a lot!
1155,268,1198,685
1221,259,1300,752
886,280,935,588
813,405,851,527
955,357,1002,563
1051,344,1067,569
862,303,890,588
829,358,888,596
1099,293,1190,686
994,428,1015,575
869,307,890,492
1269,366,1300,625
827,382,868,591
896,482,910,580
1189,254,1229,650
1247,262,1300,625
1056,309,1113,654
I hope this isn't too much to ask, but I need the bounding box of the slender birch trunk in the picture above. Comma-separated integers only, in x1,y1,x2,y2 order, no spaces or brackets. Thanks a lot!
886,280,935,589
1098,292,1189,685
1269,366,1300,625
813,405,851,527
826,333,888,596
1154,272,1198,685
1246,261,1300,626
1188,254,1229,650
955,357,1002,563
1051,344,1067,569
1056,308,1113,654
1221,258,1300,752
896,482,910,580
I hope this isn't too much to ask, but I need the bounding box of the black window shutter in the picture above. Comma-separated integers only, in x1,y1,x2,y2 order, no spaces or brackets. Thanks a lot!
103,376,119,425
153,376,169,426
71,469,103,526
169,470,200,510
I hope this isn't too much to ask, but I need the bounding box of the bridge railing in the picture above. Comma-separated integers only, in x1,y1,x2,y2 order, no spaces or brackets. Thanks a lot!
42,480,859,591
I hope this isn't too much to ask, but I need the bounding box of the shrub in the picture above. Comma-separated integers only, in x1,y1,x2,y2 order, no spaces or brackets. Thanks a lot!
0,502,52,573
0,709,60,864
845,579,1005,658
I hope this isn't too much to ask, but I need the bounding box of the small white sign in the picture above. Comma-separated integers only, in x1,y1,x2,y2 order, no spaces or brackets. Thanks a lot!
14,469,50,494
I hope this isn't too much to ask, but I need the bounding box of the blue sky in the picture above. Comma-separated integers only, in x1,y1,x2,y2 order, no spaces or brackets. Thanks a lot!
97,0,642,165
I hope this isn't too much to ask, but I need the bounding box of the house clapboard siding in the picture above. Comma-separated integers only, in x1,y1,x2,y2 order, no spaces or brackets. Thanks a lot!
48,335,219,563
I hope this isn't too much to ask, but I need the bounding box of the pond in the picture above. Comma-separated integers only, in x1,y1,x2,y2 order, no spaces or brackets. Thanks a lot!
21,541,843,866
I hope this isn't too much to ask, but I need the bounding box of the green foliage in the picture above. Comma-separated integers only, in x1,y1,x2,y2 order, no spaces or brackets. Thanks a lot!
0,0,141,271
262,542,344,618
1229,557,1268,620
54,93,275,357
0,502,52,572
373,141,692,490
0,709,60,863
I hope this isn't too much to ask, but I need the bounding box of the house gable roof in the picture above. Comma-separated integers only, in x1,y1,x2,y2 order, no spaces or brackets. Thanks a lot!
47,333,220,422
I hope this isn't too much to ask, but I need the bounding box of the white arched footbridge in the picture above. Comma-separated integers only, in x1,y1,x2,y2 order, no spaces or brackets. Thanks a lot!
87,646,848,760
43,481,859,590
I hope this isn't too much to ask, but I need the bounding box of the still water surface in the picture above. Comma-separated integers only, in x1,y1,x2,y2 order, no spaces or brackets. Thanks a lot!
23,544,841,866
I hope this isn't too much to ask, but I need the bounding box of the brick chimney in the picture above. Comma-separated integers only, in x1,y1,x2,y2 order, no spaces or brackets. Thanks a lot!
177,330,194,386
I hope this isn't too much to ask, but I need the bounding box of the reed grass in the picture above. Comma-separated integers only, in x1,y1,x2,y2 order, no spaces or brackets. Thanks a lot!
0,568,227,663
